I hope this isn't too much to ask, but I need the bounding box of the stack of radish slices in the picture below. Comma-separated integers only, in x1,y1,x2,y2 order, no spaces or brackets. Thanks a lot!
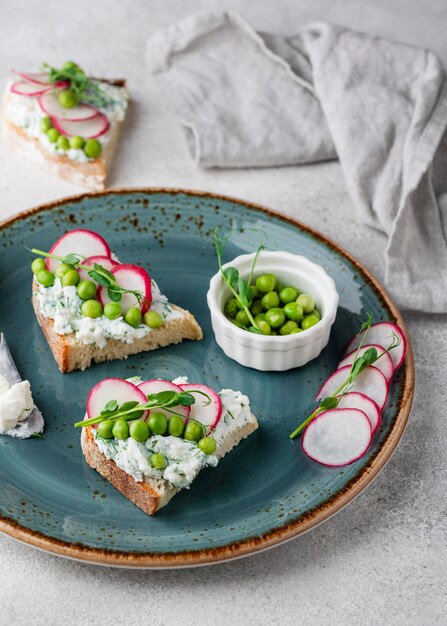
10,71,109,139
301,322,407,467
86,378,223,435
45,229,153,314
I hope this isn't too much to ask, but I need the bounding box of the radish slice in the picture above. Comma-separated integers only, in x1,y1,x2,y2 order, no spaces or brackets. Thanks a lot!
138,380,190,421
38,91,99,121
337,344,394,383
52,113,109,139
86,378,148,428
13,71,52,85
98,264,152,314
77,255,119,283
344,322,406,370
302,408,372,467
10,81,52,96
179,384,223,434
46,229,111,273
335,392,381,434
316,365,388,410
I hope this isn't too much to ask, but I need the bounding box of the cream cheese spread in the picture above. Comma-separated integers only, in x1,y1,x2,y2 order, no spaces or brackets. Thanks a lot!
5,79,128,163
36,277,183,348
0,374,34,434
93,378,253,489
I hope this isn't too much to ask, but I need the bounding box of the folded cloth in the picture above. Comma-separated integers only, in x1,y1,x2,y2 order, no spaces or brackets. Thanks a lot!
147,12,447,313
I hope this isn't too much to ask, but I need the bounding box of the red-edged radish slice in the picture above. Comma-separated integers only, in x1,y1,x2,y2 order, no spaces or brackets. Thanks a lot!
302,408,372,467
179,384,223,434
52,113,109,139
13,71,52,85
316,365,388,411
10,81,52,96
335,392,381,434
86,378,148,428
38,91,99,121
46,229,111,273
344,322,406,370
337,344,394,383
77,255,119,283
138,380,190,421
98,264,152,314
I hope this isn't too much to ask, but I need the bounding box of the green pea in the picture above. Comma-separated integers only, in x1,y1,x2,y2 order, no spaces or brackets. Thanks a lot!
254,313,266,323
84,139,102,159
279,320,299,335
261,291,280,310
62,61,82,72
57,135,70,151
297,294,315,314
81,299,103,318
283,302,304,322
76,279,97,301
148,412,168,435
264,307,286,328
301,314,320,330
129,419,150,442
235,309,250,326
124,307,142,327
61,269,80,286
247,285,259,300
279,286,298,304
31,258,46,274
184,421,204,442
250,300,264,316
198,437,217,455
274,282,286,294
58,89,79,109
55,262,74,278
224,298,240,318
255,274,277,293
150,453,167,470
40,116,52,132
36,269,55,287
104,302,122,320
69,135,84,150
290,327,304,334
143,310,164,329
168,415,185,437
232,319,246,329
47,128,59,143
311,308,321,320
112,419,129,440
258,320,272,335
97,420,114,439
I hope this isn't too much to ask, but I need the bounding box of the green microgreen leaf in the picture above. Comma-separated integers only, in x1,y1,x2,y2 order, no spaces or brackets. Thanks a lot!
238,277,249,308
62,253,83,265
107,288,122,302
223,267,239,289
103,400,118,413
319,396,339,410
177,393,195,406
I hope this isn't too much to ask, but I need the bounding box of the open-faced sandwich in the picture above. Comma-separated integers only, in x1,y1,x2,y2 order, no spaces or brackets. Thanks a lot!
3,61,128,190
76,376,259,515
31,229,203,372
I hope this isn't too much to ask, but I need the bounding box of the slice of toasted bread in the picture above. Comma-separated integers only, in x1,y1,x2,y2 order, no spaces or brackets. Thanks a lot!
81,410,259,515
2,78,127,190
32,290,203,373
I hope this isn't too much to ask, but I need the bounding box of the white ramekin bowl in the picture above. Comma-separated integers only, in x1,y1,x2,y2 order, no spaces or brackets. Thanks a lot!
207,251,339,371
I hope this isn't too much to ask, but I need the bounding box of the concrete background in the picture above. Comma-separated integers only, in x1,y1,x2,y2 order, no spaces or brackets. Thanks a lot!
0,1,446,624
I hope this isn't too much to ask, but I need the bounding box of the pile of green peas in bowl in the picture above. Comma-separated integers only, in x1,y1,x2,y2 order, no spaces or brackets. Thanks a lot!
224,273,321,336
96,412,217,471
31,257,164,330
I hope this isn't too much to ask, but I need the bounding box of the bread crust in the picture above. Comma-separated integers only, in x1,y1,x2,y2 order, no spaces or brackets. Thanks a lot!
32,284,203,373
81,427,177,515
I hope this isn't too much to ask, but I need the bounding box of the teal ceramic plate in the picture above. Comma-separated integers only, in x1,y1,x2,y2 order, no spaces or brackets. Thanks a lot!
0,189,414,568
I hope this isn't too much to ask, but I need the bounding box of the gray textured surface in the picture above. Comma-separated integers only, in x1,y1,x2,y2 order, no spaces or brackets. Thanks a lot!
0,1,446,625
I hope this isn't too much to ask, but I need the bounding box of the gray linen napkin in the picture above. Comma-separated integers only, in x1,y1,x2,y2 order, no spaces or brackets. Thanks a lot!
147,11,447,313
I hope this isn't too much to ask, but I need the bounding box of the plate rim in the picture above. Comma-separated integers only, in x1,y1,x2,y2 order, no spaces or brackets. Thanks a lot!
0,186,415,568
